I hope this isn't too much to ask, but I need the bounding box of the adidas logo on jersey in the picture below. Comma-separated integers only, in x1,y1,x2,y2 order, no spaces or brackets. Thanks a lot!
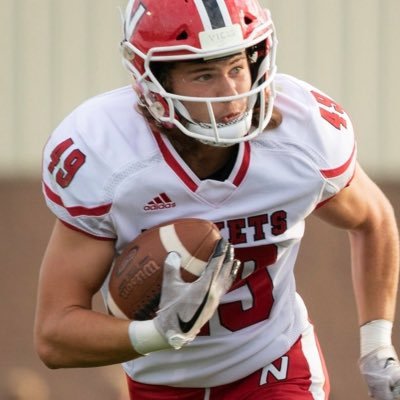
144,193,176,211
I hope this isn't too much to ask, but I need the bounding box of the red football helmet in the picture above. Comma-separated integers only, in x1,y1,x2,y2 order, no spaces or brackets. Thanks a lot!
121,0,277,146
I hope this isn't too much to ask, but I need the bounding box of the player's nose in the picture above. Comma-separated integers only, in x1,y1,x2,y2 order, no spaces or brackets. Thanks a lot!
216,75,238,98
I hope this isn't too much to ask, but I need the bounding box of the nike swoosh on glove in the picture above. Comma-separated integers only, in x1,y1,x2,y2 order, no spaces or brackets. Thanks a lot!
360,345,400,399
154,239,240,350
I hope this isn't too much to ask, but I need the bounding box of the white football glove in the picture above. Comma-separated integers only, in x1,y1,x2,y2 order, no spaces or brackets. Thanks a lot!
129,239,240,354
155,239,240,350
359,345,400,399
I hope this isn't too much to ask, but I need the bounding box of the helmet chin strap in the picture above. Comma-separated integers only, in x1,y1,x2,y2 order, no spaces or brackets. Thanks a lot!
186,111,254,146
171,94,257,146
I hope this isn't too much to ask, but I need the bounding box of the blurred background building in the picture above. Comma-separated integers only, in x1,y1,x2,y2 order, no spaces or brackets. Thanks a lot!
0,1,399,399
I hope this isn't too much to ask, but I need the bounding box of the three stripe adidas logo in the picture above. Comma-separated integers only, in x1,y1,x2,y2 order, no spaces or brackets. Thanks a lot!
143,192,176,211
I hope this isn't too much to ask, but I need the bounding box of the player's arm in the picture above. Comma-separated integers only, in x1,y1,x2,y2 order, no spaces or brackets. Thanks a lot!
314,163,400,399
313,163,399,325
35,220,238,367
34,220,141,368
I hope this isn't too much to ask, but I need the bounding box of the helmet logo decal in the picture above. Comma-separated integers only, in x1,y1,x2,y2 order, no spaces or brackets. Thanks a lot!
199,24,243,51
194,0,232,30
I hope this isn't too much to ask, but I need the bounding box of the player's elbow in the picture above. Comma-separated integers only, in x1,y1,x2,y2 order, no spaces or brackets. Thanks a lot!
34,325,64,369
352,195,396,235
36,348,61,369
35,343,61,369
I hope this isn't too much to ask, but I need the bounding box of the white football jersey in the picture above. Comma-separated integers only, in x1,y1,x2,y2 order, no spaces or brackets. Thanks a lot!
42,74,356,387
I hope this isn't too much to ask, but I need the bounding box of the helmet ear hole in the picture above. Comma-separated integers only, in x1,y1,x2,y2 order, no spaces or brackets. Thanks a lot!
176,31,189,41
244,16,254,25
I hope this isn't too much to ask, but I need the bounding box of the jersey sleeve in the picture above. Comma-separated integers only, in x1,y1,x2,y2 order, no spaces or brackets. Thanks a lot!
295,79,357,205
42,103,116,239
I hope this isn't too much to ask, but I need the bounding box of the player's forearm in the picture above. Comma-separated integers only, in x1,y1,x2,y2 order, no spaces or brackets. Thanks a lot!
35,307,141,368
349,203,399,325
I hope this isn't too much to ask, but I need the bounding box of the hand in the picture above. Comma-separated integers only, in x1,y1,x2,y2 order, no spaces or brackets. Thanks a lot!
154,239,240,350
360,345,400,399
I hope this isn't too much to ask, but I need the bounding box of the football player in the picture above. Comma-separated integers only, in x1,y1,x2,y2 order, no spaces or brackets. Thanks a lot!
34,0,400,398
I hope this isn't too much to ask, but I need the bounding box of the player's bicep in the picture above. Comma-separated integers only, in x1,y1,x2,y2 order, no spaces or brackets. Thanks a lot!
36,220,115,314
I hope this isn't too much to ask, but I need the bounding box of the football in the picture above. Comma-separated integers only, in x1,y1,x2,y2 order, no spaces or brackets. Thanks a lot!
106,218,222,321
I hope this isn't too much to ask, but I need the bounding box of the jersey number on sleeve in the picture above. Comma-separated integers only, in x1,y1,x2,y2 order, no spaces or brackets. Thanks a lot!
48,138,86,188
311,90,347,130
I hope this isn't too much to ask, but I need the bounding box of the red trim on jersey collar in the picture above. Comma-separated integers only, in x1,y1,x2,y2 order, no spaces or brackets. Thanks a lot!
152,130,251,191
43,182,112,217
320,145,356,178
153,130,198,192
233,141,250,186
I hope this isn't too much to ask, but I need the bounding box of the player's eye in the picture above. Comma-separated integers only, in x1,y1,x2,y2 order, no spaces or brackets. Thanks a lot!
194,73,213,82
230,66,243,75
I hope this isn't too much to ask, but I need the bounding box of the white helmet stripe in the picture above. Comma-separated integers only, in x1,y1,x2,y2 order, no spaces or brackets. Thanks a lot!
214,0,233,26
194,0,232,31
125,1,146,40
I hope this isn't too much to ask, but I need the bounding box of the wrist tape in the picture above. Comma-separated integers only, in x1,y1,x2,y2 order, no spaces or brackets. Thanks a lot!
128,320,169,355
360,319,393,358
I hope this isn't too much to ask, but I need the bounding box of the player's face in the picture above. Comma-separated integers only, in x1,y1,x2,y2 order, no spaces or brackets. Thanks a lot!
168,52,252,125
